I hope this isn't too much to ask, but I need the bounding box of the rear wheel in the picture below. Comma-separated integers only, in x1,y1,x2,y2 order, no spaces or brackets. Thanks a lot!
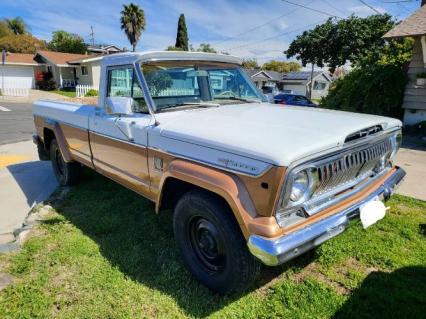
173,190,260,294
50,139,80,186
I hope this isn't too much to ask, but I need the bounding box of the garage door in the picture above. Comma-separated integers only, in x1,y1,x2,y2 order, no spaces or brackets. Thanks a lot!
2,65,35,89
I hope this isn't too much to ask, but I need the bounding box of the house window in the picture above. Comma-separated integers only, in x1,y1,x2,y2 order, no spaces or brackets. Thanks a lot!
313,81,326,90
81,66,88,76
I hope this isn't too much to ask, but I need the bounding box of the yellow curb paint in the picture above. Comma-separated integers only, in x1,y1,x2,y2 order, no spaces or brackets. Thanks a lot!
0,155,30,168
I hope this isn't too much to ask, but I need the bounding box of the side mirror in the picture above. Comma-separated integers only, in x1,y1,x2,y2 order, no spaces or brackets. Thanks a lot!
105,97,134,115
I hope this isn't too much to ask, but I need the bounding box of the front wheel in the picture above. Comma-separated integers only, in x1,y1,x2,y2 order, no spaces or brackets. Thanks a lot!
50,139,80,186
173,190,260,294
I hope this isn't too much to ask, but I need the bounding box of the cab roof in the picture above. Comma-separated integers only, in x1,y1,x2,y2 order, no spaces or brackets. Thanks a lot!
101,51,242,66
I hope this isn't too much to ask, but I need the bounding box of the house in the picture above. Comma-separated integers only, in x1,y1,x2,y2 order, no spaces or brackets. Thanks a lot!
1,53,42,89
281,71,333,99
87,44,125,55
1,51,103,90
383,3,426,125
245,69,284,90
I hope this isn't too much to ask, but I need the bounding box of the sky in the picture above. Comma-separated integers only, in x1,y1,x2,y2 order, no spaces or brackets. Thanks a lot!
0,0,423,64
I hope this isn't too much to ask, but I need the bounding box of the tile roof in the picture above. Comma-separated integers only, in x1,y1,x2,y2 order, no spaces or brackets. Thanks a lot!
383,5,426,38
3,52,40,65
36,50,91,65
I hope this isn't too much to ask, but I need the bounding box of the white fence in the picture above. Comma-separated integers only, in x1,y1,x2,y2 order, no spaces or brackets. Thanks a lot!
156,88,195,97
1,78,30,97
76,85,95,97
1,87,29,97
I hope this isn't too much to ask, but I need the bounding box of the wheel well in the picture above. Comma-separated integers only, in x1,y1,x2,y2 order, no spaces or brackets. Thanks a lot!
159,177,231,214
43,128,55,151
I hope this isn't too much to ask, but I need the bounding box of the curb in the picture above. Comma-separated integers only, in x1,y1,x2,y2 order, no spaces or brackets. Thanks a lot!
0,187,70,253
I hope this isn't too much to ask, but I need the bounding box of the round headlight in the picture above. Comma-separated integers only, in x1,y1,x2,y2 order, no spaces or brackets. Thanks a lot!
290,170,309,202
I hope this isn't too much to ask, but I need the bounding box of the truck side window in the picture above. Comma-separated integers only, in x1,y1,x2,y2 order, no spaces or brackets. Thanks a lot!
107,67,148,113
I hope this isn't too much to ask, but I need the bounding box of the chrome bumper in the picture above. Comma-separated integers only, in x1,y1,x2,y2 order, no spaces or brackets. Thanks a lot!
247,167,406,266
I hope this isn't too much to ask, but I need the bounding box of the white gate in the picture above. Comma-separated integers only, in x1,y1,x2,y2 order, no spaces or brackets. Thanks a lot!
1,78,30,97
76,84,95,97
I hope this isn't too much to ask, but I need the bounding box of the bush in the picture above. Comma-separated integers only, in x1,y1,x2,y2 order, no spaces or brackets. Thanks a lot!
85,89,98,97
320,64,407,119
417,72,426,79
36,71,57,91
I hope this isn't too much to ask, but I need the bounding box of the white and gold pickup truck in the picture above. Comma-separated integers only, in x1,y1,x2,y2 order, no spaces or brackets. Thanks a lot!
33,51,405,293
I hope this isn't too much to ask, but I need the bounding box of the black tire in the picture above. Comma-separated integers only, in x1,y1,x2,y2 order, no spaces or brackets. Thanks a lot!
50,139,80,186
173,190,261,294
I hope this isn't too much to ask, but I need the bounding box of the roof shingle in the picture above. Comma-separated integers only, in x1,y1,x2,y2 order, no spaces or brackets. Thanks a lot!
4,53,39,65
383,5,426,38
36,50,91,65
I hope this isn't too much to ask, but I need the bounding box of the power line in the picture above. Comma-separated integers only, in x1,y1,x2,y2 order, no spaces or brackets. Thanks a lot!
226,20,326,51
280,0,343,18
358,0,383,14
323,0,348,16
213,0,315,47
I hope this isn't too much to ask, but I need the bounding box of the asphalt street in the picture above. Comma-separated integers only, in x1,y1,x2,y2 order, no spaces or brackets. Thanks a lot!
0,102,34,145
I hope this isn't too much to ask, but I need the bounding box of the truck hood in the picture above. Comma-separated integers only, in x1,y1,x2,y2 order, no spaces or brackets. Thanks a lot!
155,103,402,167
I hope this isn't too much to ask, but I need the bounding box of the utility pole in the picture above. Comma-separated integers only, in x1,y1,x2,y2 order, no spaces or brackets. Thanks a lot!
89,26,95,46
1,49,5,101
309,62,314,100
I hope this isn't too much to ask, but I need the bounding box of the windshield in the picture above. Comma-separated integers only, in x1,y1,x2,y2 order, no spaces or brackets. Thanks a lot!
140,62,266,112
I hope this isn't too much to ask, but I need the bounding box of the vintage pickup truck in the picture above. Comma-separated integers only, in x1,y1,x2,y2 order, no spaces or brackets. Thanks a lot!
33,51,405,293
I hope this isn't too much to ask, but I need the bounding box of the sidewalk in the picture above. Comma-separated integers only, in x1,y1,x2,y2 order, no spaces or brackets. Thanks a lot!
394,147,426,201
0,140,57,236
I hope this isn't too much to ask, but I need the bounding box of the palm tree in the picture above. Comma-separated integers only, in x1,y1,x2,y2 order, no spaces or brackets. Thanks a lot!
120,3,146,52
5,17,27,35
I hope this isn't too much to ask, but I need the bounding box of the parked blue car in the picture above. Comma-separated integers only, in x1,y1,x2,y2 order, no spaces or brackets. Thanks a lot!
273,94,317,107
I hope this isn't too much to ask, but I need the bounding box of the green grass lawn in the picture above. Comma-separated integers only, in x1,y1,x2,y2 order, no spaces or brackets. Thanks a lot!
51,89,76,98
0,170,425,318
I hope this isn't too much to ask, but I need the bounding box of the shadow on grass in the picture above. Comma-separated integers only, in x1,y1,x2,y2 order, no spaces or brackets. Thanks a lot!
333,266,426,319
45,168,315,317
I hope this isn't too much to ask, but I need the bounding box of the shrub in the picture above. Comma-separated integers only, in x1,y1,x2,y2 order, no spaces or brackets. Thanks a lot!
320,64,407,119
85,89,98,97
36,71,57,91
416,72,426,79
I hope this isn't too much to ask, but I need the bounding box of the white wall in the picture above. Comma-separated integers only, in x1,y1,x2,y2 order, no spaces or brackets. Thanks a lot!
76,60,101,90
1,65,35,88
283,84,306,95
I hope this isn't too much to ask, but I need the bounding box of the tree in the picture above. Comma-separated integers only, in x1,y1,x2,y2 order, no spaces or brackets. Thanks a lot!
286,14,397,70
175,14,189,51
0,21,13,38
262,60,301,73
196,43,216,53
120,3,146,52
4,17,27,35
320,64,406,119
242,58,259,69
0,34,47,53
165,45,184,51
48,31,87,54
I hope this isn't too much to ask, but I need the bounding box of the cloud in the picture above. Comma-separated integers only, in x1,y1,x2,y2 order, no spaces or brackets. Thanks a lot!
0,0,408,64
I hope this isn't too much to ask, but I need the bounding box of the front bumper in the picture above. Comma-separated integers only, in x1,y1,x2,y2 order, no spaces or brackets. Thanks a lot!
247,167,406,266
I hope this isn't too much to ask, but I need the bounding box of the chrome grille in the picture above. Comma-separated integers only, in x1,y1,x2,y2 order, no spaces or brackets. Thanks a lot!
314,138,393,196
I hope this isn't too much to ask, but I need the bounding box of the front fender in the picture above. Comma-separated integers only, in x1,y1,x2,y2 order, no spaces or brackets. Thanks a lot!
156,159,282,239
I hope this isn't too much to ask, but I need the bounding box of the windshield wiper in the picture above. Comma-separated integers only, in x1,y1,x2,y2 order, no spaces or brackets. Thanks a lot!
214,96,259,103
157,101,220,113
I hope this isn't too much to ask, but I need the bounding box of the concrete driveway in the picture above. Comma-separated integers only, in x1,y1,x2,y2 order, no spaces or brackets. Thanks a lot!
394,147,426,201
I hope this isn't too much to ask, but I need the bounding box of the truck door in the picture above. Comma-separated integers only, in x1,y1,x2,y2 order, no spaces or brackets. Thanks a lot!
88,65,153,198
